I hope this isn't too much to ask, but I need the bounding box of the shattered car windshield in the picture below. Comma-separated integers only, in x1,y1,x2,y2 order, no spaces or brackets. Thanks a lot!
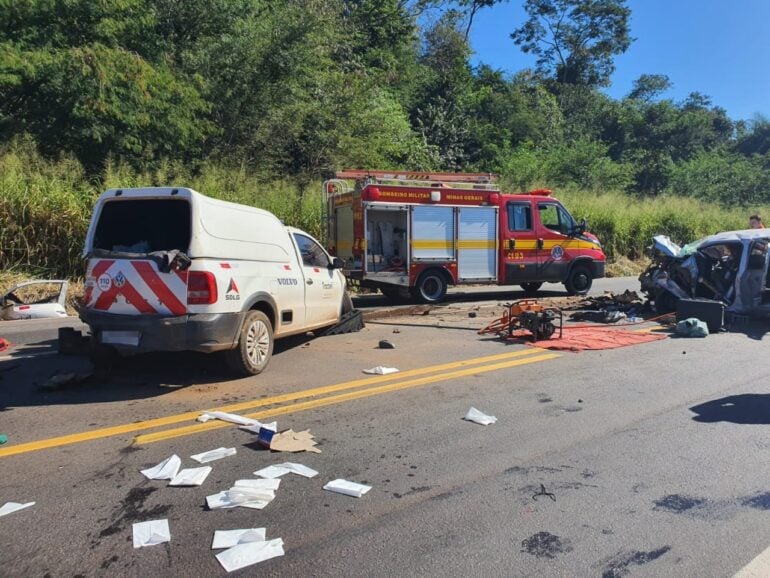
93,199,191,253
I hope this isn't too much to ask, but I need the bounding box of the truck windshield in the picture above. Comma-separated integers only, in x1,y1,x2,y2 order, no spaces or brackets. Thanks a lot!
93,199,191,253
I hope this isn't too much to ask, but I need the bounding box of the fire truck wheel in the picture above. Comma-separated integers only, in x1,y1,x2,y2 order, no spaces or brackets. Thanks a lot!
226,310,274,376
520,282,543,295
416,270,448,304
564,265,592,295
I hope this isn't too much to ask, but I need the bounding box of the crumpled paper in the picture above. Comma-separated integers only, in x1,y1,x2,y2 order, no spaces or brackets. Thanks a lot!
190,447,237,464
254,462,318,479
169,466,212,487
362,366,399,375
140,455,181,480
215,538,284,572
463,407,497,425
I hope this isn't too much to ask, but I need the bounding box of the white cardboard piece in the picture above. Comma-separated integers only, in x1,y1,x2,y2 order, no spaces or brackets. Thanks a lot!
197,411,258,426
190,447,237,464
206,479,280,510
254,463,318,479
463,407,497,425
169,466,212,487
0,501,35,517
140,455,182,480
323,479,372,498
215,538,285,573
132,519,171,548
362,366,399,375
211,528,267,549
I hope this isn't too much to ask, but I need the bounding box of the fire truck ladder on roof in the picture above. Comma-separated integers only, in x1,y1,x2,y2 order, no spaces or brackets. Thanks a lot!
334,169,500,191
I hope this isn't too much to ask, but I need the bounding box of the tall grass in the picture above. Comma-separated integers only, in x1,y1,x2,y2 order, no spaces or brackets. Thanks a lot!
1,140,767,279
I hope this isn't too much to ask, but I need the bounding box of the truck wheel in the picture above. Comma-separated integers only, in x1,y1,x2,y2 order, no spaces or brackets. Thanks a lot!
226,310,273,376
520,282,543,295
564,265,592,296
416,270,448,304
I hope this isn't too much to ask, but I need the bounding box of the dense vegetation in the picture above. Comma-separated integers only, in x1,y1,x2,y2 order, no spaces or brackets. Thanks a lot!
2,0,769,277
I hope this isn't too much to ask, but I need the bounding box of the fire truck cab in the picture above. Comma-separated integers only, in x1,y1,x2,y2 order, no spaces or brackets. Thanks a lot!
324,170,605,303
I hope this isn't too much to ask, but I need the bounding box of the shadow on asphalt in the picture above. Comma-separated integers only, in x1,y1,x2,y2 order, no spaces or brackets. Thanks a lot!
0,333,315,410
689,394,770,425
725,318,770,341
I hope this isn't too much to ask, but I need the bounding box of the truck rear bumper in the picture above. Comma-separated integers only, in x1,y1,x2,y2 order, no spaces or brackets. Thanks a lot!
79,310,243,353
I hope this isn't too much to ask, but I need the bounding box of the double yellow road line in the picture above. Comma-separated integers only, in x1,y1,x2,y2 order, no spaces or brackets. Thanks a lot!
0,348,559,459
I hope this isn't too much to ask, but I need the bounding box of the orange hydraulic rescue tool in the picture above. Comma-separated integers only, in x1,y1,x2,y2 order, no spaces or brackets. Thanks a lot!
478,299,563,342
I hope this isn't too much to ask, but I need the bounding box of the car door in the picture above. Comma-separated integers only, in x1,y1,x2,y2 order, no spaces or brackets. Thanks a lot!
536,202,575,281
501,200,539,283
292,232,343,326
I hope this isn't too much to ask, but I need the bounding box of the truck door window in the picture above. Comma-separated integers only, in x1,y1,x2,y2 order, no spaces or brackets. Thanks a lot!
293,233,330,268
538,203,574,235
507,203,532,231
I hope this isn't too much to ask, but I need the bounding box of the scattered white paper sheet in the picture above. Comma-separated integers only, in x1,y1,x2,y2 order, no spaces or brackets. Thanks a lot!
206,480,280,510
215,538,285,573
463,407,497,425
169,466,212,487
323,479,372,498
191,447,237,464
132,519,171,548
140,455,182,480
254,463,319,479
362,366,399,375
239,421,277,434
197,411,257,426
0,501,35,517
211,528,266,549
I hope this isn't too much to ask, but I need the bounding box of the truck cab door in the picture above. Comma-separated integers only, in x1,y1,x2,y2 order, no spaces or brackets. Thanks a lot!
501,201,539,283
292,232,344,326
536,202,576,281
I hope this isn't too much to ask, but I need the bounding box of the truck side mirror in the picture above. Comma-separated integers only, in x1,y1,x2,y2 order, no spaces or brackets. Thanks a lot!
571,218,587,236
330,257,345,269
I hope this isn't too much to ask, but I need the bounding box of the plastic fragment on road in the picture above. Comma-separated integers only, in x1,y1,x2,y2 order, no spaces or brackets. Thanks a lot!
169,466,212,487
254,462,319,479
140,454,181,480
197,411,258,426
132,519,170,548
215,537,285,573
211,528,267,549
363,366,399,375
0,501,35,517
191,447,237,464
269,429,321,453
206,479,280,510
323,479,372,498
675,317,709,338
239,421,277,435
0,434,7,445
464,407,498,426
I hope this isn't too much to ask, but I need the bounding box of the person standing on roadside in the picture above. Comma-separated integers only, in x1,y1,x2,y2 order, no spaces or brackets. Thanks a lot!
749,214,765,229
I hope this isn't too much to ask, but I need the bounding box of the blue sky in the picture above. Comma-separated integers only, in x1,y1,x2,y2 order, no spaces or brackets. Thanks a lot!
465,0,770,121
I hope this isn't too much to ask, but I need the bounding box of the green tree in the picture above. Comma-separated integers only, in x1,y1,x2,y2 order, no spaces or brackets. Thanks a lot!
511,0,633,87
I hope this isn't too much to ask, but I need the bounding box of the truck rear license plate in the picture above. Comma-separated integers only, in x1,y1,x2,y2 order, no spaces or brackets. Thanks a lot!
101,331,140,346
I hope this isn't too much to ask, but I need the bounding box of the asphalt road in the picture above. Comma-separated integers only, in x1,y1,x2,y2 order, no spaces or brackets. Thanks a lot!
1,277,769,577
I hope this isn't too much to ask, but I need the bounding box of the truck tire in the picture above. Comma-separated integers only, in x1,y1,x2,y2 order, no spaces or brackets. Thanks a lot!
416,269,448,304
520,282,543,295
226,310,274,376
564,265,592,296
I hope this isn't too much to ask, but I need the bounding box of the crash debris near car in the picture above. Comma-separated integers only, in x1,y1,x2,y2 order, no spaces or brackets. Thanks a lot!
1,280,69,320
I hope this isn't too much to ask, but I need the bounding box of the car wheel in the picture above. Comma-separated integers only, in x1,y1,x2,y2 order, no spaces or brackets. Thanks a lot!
416,270,448,304
520,282,543,295
564,265,592,296
225,310,274,376
341,291,354,314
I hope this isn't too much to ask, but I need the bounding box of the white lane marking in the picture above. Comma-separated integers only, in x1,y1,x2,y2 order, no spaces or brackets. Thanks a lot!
734,544,770,578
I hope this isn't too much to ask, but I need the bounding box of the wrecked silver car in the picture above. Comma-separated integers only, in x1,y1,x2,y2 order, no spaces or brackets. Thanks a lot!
640,230,770,315
1,280,69,320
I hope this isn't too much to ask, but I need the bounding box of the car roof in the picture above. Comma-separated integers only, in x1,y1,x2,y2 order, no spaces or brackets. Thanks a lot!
699,228,770,247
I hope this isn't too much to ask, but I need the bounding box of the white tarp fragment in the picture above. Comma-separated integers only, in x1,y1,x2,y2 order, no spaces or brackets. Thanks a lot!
211,528,266,549
132,519,171,548
169,466,212,487
323,479,372,498
239,421,277,434
197,411,258,426
254,463,319,479
362,366,399,375
215,538,285,573
190,447,237,464
0,501,35,517
463,407,497,425
206,479,280,510
140,455,181,480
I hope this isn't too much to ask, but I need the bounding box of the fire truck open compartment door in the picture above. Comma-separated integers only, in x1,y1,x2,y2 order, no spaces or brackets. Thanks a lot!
411,206,455,261
458,207,497,280
365,205,408,281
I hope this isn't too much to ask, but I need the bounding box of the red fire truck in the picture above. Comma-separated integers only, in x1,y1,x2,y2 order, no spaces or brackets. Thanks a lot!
323,170,605,303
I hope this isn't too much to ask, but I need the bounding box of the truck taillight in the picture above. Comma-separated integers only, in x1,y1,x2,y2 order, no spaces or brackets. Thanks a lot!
188,271,218,305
